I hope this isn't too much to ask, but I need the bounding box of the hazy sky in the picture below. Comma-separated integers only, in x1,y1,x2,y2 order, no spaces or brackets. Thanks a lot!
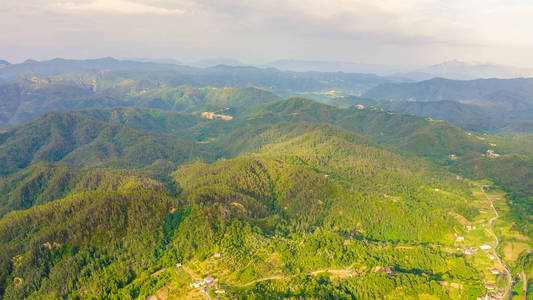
2,0,533,67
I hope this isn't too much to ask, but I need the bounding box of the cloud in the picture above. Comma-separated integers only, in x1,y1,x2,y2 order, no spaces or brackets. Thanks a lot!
1,0,532,67
55,0,184,15
187,0,479,46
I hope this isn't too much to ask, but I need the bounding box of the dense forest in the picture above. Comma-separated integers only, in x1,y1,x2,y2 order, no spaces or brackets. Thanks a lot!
0,59,531,299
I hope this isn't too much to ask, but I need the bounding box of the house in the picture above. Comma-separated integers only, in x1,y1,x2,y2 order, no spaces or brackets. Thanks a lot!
205,276,216,284
487,254,495,260
190,276,216,288
466,225,472,231
176,263,182,267
479,245,492,250
215,289,225,294
385,267,392,275
489,269,500,275
464,249,473,255
214,252,221,258
434,188,440,191
456,236,465,242
485,284,495,290
486,149,501,158
190,280,206,288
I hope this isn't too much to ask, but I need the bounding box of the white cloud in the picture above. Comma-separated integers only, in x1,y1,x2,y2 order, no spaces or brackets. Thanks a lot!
56,0,184,15
1,0,532,67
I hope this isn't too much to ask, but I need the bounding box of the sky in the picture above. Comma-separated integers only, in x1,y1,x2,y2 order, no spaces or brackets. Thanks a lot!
2,0,533,67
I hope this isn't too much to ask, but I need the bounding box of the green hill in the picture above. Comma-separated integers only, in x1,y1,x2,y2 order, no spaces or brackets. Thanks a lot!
362,78,533,132
229,98,487,160
0,163,167,218
0,111,211,176
0,120,485,299
0,75,281,129
0,97,530,299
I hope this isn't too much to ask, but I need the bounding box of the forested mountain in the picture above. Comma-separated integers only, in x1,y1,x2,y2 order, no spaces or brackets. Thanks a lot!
0,111,213,176
0,57,395,129
0,110,488,298
0,57,389,93
0,74,280,129
0,57,192,83
0,97,531,299
393,60,533,81
0,61,531,298
4,58,532,134
231,98,487,160
360,77,533,132
364,77,533,103
374,100,504,131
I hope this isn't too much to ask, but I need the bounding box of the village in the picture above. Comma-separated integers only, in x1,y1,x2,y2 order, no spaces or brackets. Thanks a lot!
141,183,528,300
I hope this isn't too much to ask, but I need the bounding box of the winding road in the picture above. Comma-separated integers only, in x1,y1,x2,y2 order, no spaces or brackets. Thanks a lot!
481,185,514,299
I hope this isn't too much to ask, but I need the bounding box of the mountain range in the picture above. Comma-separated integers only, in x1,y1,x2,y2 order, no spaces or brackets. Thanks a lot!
0,56,532,299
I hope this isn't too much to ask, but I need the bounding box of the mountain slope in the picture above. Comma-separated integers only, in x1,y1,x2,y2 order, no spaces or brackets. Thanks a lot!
0,164,166,217
395,60,533,81
0,111,211,176
0,120,485,299
0,97,529,299
364,77,533,103
230,98,487,160
0,76,280,129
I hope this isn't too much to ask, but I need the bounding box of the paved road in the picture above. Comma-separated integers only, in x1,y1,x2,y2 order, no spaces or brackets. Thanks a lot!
482,186,513,299
234,264,356,287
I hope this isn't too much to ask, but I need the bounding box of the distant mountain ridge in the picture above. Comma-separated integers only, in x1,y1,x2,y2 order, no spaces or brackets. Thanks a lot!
263,59,407,75
0,76,281,129
189,58,243,68
394,60,533,81
0,57,195,83
0,57,390,93
364,77,533,102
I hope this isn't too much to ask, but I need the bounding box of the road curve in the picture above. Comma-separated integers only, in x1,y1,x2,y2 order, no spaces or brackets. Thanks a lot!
481,185,513,299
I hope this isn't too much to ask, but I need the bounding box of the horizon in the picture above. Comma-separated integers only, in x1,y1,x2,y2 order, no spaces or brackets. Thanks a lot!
3,56,533,79
1,2,533,298
2,0,533,68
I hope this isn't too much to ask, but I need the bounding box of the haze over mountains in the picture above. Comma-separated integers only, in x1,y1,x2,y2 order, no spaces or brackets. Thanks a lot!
1,57,532,133
4,57,532,81
3,0,533,297
0,56,532,299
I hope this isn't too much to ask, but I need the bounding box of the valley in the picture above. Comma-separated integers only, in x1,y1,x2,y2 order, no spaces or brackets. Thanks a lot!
140,181,530,300
0,58,531,300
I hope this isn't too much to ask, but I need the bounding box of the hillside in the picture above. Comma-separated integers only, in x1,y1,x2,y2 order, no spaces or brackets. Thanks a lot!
364,77,533,103
0,111,212,176
0,58,390,94
0,73,284,129
0,57,193,83
394,60,533,81
230,98,487,160
362,77,533,132
0,118,488,299
0,98,530,299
